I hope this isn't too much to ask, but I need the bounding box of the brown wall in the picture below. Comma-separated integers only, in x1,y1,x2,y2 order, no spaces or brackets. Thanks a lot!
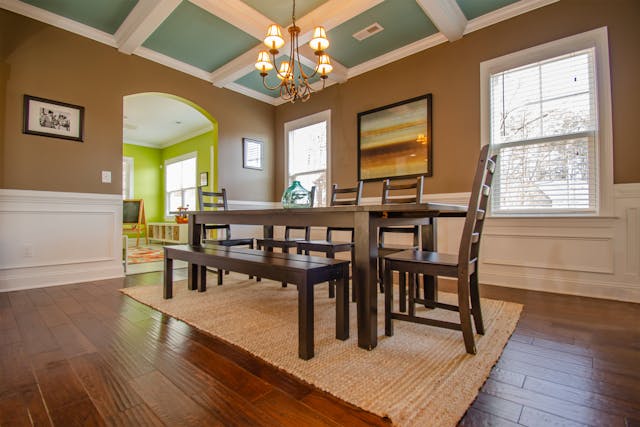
275,0,640,198
1,10,275,201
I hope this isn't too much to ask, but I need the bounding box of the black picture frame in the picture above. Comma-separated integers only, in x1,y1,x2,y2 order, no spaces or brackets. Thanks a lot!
357,94,432,182
243,138,263,170
22,95,85,142
199,171,208,187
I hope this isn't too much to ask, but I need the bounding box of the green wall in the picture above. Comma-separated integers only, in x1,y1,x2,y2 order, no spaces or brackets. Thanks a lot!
123,130,216,224
123,144,163,222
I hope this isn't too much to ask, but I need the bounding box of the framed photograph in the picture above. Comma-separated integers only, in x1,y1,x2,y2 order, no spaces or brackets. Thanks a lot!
23,95,85,142
243,138,263,170
357,94,432,181
199,171,208,187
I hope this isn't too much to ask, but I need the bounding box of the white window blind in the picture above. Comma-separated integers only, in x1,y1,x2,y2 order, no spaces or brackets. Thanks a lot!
165,155,196,215
489,48,598,215
287,116,329,206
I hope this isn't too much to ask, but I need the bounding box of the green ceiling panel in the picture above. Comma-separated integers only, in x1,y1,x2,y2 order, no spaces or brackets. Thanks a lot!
456,0,520,20
143,1,258,72
21,0,137,34
326,0,438,68
243,0,329,27
235,55,322,98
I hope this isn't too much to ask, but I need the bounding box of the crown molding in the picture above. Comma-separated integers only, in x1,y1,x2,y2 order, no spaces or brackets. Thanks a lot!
124,123,214,148
133,46,212,82
224,83,279,105
0,0,117,46
347,32,448,80
464,0,560,35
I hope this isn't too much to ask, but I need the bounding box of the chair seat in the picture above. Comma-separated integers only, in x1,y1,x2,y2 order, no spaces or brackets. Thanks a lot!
256,237,302,249
385,249,461,266
296,240,353,253
378,245,418,257
204,238,254,247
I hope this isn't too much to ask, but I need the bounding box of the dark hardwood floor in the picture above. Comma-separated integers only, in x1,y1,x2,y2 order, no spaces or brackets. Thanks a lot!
1,270,639,426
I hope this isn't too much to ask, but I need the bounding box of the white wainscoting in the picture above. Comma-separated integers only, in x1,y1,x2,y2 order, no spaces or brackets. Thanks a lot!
4,186,638,302
0,189,124,292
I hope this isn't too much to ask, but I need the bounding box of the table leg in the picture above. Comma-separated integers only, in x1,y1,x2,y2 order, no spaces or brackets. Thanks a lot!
354,211,378,350
263,225,274,239
163,257,173,299
421,218,438,303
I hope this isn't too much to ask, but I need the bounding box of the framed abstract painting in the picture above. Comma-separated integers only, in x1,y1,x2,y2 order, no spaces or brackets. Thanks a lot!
357,94,432,181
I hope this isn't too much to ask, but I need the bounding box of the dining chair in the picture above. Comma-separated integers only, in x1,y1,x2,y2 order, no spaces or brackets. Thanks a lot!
198,186,254,285
255,186,315,286
382,145,497,354
296,181,363,302
377,176,424,293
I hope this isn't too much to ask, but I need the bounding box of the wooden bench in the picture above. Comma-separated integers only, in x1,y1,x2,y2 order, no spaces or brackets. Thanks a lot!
163,244,350,360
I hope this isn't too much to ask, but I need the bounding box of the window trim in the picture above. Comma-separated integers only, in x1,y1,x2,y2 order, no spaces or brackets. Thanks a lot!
123,156,134,199
283,110,331,207
164,151,198,217
480,27,613,217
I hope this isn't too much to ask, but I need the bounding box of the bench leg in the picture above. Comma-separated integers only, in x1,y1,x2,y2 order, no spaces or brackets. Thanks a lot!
298,280,314,360
188,263,198,291
163,257,173,299
336,264,349,341
198,265,207,292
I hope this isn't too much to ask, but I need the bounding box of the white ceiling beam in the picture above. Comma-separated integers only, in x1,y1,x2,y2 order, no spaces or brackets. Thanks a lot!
207,0,382,87
115,0,181,55
416,0,467,42
188,0,270,39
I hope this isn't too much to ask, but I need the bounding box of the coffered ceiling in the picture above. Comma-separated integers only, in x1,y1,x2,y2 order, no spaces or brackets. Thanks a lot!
1,0,558,105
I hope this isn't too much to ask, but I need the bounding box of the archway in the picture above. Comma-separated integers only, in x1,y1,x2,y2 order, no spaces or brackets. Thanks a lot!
122,92,218,225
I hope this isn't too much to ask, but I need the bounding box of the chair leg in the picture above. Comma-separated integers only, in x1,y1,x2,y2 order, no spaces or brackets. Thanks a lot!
217,268,223,286
469,271,485,335
350,247,357,303
281,247,289,287
398,272,407,313
248,241,254,279
457,275,477,355
378,256,385,293
408,273,416,318
256,242,262,282
327,250,335,299
384,261,394,337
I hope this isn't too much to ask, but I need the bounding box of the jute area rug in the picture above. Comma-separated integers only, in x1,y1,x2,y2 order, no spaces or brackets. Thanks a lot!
121,273,522,426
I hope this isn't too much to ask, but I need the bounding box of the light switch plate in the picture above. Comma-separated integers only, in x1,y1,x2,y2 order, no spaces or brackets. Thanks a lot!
101,170,112,183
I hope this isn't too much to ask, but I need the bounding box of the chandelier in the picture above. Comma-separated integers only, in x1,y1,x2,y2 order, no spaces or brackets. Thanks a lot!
254,0,333,103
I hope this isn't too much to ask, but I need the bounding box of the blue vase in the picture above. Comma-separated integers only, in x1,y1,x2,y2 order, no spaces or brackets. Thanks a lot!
282,180,312,208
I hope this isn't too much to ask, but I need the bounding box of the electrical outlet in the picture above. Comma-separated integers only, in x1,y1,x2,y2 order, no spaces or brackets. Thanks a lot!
101,170,112,183
23,244,33,257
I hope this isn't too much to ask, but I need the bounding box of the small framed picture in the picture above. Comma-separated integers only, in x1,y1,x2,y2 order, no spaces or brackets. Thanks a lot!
200,171,208,187
243,138,263,170
23,95,85,142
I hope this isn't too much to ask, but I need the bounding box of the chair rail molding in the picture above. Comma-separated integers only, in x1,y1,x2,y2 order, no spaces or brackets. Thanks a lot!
370,187,640,302
0,189,124,292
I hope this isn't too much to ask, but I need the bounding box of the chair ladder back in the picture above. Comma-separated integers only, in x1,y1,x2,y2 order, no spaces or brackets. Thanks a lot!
379,176,423,247
284,186,316,240
459,145,497,268
326,181,362,241
382,176,424,205
198,186,232,240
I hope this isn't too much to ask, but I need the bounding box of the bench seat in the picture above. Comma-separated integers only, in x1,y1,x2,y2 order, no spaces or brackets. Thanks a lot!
163,244,350,360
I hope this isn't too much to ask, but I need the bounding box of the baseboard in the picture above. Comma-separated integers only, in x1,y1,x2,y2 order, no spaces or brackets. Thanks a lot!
481,271,640,303
0,262,124,292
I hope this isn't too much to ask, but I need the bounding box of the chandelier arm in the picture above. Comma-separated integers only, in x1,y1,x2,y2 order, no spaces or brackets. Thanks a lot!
261,74,286,91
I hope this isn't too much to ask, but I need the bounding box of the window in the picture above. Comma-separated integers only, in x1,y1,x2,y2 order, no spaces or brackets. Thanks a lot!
123,156,134,199
285,110,330,206
481,28,613,216
165,153,197,215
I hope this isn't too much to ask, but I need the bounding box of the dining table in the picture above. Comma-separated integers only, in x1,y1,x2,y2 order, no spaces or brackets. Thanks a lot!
187,203,467,350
